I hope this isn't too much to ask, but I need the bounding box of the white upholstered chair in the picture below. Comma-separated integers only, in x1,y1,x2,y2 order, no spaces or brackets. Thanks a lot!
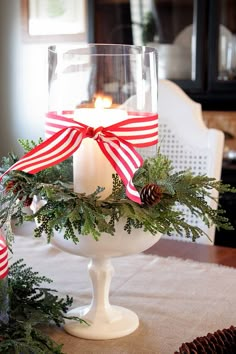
158,80,224,245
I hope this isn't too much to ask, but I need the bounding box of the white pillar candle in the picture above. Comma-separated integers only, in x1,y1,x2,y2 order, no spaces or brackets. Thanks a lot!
73,108,127,198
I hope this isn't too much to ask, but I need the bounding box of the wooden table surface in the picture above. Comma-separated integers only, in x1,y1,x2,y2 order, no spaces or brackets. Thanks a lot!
144,238,236,268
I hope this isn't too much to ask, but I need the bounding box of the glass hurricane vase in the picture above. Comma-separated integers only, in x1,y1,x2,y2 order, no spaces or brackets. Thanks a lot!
43,44,159,339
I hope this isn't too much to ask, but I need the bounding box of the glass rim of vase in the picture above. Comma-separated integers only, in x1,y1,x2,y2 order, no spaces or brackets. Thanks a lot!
48,43,158,57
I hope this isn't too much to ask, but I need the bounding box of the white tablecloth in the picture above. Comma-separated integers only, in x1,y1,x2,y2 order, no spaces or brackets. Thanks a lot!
10,225,236,354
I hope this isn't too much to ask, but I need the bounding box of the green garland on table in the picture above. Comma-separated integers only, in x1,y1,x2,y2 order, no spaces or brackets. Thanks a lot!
0,139,235,245
0,259,85,354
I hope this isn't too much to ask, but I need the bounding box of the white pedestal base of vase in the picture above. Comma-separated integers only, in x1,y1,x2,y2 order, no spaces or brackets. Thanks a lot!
64,258,139,340
31,197,161,340
64,257,139,339
65,305,138,340
52,227,161,340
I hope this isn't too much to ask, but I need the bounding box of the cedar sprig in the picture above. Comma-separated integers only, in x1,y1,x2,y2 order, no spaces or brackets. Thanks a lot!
18,137,43,153
0,259,85,354
0,152,18,174
30,186,115,243
133,156,236,240
124,217,143,234
0,323,64,354
8,259,79,326
111,173,126,200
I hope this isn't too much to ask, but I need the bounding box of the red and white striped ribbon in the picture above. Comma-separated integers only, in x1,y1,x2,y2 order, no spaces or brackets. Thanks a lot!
0,235,8,279
1,111,158,204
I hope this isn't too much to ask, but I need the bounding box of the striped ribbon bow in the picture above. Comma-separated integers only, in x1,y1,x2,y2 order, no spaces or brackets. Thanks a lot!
0,235,8,279
1,111,158,204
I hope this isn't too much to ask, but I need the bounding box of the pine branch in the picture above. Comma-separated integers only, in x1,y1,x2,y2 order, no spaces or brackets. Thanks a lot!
18,138,43,153
0,259,86,354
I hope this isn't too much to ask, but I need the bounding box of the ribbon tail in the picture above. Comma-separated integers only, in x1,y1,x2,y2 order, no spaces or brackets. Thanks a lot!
0,235,8,279
0,127,84,181
97,136,143,204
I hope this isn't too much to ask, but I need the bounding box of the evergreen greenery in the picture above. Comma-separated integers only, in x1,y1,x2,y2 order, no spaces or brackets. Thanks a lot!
0,139,235,245
141,12,157,44
0,260,85,354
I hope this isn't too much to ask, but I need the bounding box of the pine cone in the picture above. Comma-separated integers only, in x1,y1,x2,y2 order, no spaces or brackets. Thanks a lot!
140,183,163,206
174,325,236,354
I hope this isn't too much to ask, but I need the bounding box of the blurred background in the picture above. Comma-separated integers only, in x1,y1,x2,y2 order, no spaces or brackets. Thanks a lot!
1,1,236,154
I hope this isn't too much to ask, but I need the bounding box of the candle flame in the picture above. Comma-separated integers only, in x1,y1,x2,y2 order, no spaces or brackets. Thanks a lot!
94,95,112,109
